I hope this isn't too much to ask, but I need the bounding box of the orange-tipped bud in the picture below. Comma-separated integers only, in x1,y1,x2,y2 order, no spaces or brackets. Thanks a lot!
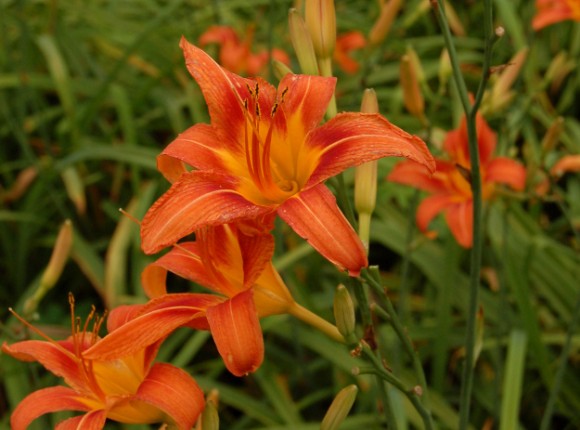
321,385,359,430
443,0,466,36
400,54,425,120
24,220,73,316
368,0,402,47
541,116,565,154
333,284,356,341
199,391,220,430
305,0,336,59
1,166,37,203
545,51,576,94
550,154,580,178
482,47,528,115
438,48,452,92
355,89,379,249
61,166,87,214
289,8,319,75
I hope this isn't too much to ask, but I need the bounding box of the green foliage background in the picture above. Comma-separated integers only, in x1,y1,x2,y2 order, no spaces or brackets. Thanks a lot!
1,0,579,428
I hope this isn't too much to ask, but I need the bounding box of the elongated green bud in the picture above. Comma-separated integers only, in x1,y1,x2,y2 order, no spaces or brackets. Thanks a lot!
200,400,219,430
333,284,356,341
305,0,336,59
321,385,358,430
289,8,319,75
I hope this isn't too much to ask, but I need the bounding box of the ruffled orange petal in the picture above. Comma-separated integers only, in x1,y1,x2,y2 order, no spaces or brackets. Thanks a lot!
485,157,527,191
416,194,456,233
2,341,84,392
388,160,450,193
278,184,367,276
180,37,277,149
56,410,107,430
11,386,92,430
135,363,205,430
206,289,264,376
157,123,226,180
140,171,272,254
84,296,220,360
307,113,435,187
445,201,473,248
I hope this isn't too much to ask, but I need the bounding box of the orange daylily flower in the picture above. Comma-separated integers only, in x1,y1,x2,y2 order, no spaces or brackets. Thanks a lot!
388,113,527,248
86,219,295,377
199,25,290,75
2,300,204,430
532,0,580,30
333,31,366,74
141,37,435,276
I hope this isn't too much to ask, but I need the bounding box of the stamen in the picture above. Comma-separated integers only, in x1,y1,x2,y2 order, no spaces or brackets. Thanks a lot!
119,208,141,226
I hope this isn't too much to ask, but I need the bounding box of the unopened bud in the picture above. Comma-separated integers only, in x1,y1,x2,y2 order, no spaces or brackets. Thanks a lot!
355,89,379,249
545,51,576,93
482,47,528,114
24,220,73,316
400,54,425,120
438,48,451,92
368,0,402,47
305,0,336,59
443,0,465,36
541,116,565,154
272,59,294,81
289,8,319,75
334,284,356,341
61,166,87,214
320,385,358,430
200,399,219,430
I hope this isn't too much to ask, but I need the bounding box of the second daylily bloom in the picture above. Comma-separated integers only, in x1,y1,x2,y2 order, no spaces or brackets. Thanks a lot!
334,31,366,74
532,0,580,30
86,219,296,377
388,113,527,248
199,25,290,76
3,299,204,430
142,37,435,276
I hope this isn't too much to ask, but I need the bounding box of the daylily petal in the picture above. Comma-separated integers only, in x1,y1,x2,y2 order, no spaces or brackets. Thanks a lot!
550,154,580,177
180,37,277,149
135,363,205,430
307,112,435,186
84,297,219,360
2,341,85,392
278,184,367,276
140,171,271,254
11,386,91,430
388,160,449,193
278,73,336,136
107,303,148,331
476,113,497,165
416,194,456,233
56,410,107,430
158,123,226,176
485,157,527,191
156,154,187,184
253,263,295,316
445,201,474,248
237,221,276,288
206,289,264,376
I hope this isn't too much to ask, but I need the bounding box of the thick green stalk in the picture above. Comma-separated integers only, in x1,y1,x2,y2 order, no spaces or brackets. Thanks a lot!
433,1,495,428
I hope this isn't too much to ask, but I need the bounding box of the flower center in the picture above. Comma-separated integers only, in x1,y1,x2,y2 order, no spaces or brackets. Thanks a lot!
241,83,297,205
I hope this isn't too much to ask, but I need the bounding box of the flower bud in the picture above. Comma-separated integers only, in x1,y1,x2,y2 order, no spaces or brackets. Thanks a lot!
272,59,294,81
321,385,358,430
289,8,319,75
541,116,564,154
550,154,580,178
438,48,451,92
61,166,86,214
368,0,402,47
305,0,336,59
354,89,379,249
333,284,356,340
400,54,425,120
24,220,73,316
545,51,576,93
200,399,219,430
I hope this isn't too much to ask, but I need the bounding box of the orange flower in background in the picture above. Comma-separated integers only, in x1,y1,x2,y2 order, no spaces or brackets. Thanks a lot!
199,25,290,75
388,114,527,248
333,31,366,74
533,0,580,30
142,37,435,276
2,299,204,430
86,219,295,377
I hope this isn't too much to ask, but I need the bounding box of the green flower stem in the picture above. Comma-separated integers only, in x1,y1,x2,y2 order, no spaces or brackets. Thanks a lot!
357,343,434,430
287,302,345,344
434,1,495,428
363,267,432,414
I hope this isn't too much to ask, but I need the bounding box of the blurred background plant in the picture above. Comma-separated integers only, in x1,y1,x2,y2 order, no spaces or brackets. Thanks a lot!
1,0,579,429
